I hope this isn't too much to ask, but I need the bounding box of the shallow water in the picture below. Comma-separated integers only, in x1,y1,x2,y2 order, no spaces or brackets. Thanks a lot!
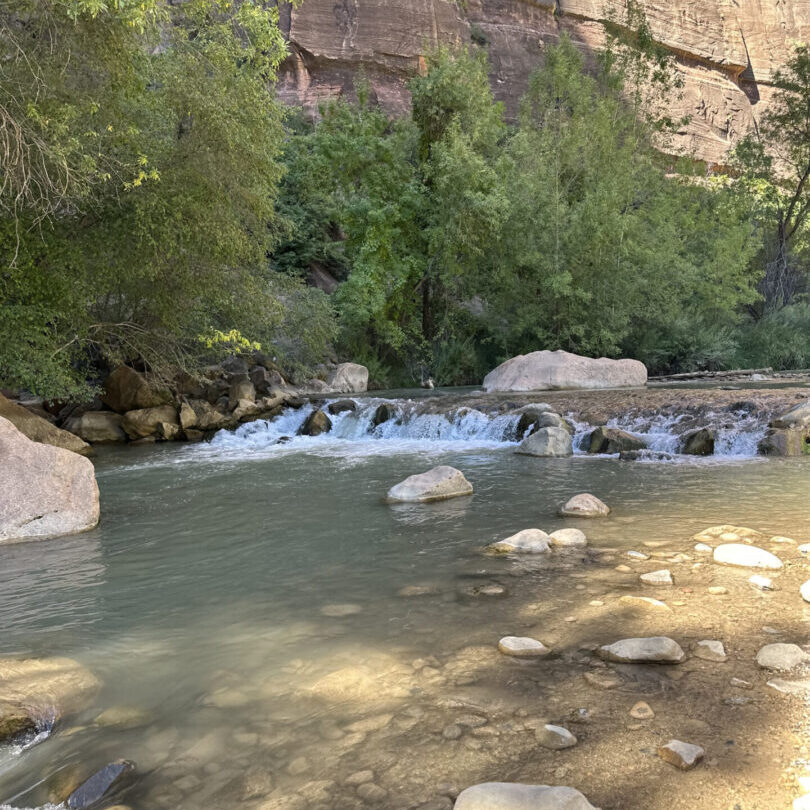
1,394,810,809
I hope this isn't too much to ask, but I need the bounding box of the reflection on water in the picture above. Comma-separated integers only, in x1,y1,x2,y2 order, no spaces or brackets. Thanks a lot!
0,431,809,809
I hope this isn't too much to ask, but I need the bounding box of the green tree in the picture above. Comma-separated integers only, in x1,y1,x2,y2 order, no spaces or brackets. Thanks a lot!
732,45,810,311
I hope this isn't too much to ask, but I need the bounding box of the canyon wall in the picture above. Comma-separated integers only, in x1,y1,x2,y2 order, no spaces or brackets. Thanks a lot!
277,0,810,165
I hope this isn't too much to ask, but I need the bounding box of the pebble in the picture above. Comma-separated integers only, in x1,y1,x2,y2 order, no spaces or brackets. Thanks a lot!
320,604,363,617
629,701,654,720
693,640,727,662
615,564,633,573
749,574,775,591
708,586,728,595
536,724,577,750
770,535,795,544
627,551,649,560
618,595,671,612
730,677,753,689
657,739,705,770
756,643,809,671
286,757,309,776
344,771,374,786
801,580,810,603
713,543,783,570
694,543,712,553
456,714,487,728
799,544,810,555
589,600,604,607
498,637,550,657
442,724,463,740
583,670,623,689
356,782,388,802
398,584,440,597
643,541,669,548
639,569,673,586
599,637,685,664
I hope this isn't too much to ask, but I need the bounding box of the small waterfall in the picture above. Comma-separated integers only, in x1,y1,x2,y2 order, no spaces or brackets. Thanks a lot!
205,397,771,461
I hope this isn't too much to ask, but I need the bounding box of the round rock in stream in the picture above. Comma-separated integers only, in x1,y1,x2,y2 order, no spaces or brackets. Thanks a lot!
712,543,783,570
386,466,473,503
487,529,551,554
756,643,809,671
558,493,610,518
454,783,597,810
598,637,685,664
498,636,550,658
549,529,587,548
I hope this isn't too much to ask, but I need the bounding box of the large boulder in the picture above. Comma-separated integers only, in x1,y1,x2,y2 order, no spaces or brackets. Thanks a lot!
588,427,646,454
758,427,810,457
454,783,597,809
327,363,369,393
228,376,256,410
386,466,473,503
0,394,90,455
0,417,99,543
298,408,332,436
514,426,572,457
0,656,100,724
121,405,179,440
772,400,810,429
180,399,226,431
681,428,715,456
64,411,126,444
102,365,170,413
483,350,647,392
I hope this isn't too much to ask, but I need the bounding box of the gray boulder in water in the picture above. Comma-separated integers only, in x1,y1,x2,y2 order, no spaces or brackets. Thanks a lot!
588,426,646,454
681,427,715,455
483,349,646,392
454,782,598,809
387,465,473,503
326,362,369,393
0,416,99,543
515,426,572,457
298,408,332,436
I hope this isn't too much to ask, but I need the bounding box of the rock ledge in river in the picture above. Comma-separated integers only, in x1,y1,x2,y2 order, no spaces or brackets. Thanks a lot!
386,466,473,503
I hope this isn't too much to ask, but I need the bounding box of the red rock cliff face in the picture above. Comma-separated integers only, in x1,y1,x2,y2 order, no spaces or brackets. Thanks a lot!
277,0,810,165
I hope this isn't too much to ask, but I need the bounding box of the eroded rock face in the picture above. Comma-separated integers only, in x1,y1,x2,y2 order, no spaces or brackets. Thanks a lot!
0,417,99,543
0,394,91,456
484,350,647,392
277,0,807,164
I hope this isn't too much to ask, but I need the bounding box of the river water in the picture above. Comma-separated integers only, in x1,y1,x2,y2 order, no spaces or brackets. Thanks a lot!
1,392,809,809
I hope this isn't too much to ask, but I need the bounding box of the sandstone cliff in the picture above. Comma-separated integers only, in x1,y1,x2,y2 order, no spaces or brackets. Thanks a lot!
277,0,810,165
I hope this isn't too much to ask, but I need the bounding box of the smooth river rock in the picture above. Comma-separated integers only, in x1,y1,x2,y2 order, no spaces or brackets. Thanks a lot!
549,529,587,548
657,740,704,770
454,782,597,810
386,466,473,503
801,580,810,603
536,724,577,750
64,411,127,444
483,350,647,392
0,416,100,543
558,494,610,518
693,640,727,662
756,643,809,671
515,426,572,457
488,529,551,554
598,637,686,664
640,569,673,586
498,637,550,658
588,427,646,454
713,544,783,570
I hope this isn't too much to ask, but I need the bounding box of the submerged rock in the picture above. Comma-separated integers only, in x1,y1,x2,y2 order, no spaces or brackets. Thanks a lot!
713,543,783,570
693,525,767,544
68,760,135,809
536,724,577,750
454,782,597,809
588,426,646,454
629,701,654,720
549,529,587,548
598,637,685,664
482,349,647,392
0,706,37,742
657,740,704,770
0,417,99,543
756,643,809,671
619,595,672,612
558,493,610,518
299,408,332,436
386,466,473,503
487,529,551,554
497,637,550,658
515,426,572,457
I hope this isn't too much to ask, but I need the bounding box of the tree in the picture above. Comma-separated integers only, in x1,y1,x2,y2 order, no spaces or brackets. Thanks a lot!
732,46,810,311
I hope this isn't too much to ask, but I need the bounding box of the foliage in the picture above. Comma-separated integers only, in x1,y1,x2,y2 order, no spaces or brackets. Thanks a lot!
731,46,810,311
734,302,810,370
0,0,333,399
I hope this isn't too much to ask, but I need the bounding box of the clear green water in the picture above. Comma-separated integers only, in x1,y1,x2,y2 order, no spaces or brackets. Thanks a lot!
1,421,809,809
